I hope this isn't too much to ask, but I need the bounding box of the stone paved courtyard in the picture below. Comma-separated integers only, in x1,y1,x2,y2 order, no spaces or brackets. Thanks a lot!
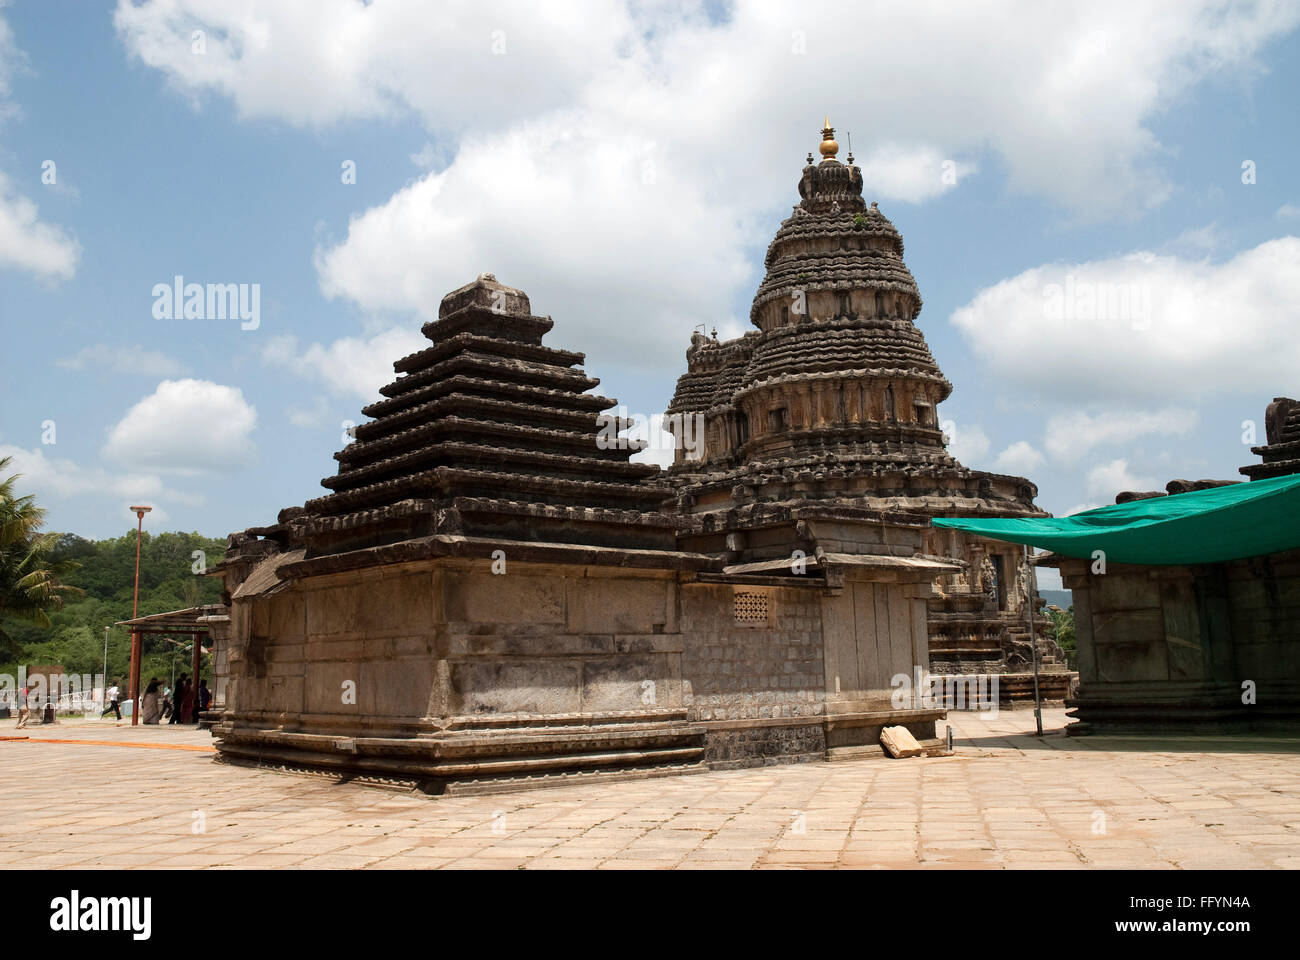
3,708,1299,869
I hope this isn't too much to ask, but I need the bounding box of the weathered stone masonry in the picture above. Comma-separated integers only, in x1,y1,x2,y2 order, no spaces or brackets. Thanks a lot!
212,254,947,794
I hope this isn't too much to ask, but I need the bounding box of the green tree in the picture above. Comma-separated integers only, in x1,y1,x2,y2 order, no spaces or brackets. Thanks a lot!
0,518,227,683
0,457,80,658
1046,605,1077,668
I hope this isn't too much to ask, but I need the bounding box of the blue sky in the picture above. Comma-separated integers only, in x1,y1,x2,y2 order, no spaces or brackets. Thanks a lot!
2,2,1299,597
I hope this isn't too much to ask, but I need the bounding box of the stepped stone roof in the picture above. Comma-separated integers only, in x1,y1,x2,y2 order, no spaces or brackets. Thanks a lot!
666,332,758,415
750,198,921,325
1241,396,1300,481
302,273,663,517
738,318,950,396
224,273,683,560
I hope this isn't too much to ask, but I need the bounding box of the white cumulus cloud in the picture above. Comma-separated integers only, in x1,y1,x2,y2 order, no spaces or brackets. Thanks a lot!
0,444,202,526
0,170,80,281
0,14,81,282
945,422,991,468
262,328,427,402
103,379,258,473
1044,407,1198,462
855,144,974,204
113,0,1300,384
1085,459,1156,502
113,0,634,130
993,440,1046,475
114,0,1300,218
311,113,753,369
951,238,1300,402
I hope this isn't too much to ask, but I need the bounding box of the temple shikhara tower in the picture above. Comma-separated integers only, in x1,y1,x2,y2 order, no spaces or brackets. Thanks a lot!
208,121,1071,794
665,119,1070,697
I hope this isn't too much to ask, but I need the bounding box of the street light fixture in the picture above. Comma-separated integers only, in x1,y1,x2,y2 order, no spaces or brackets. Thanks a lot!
127,505,152,726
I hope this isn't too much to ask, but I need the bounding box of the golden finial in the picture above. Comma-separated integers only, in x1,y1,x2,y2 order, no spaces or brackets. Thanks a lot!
819,115,839,161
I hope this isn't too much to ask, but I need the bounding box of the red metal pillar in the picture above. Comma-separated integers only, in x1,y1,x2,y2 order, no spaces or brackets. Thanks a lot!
128,506,151,726
127,632,139,725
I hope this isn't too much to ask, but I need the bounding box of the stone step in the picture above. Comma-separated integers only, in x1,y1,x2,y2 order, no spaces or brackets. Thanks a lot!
441,760,710,796
424,744,707,782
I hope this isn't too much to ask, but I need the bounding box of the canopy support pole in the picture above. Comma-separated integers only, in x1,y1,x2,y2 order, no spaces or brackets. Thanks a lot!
191,635,202,723
1024,543,1043,736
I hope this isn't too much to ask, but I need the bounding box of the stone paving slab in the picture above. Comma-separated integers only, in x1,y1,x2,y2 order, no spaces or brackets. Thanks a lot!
3,709,1299,869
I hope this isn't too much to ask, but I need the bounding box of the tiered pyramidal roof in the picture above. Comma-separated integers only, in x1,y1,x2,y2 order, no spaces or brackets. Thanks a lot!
665,120,1040,519
1240,396,1300,481
276,273,673,556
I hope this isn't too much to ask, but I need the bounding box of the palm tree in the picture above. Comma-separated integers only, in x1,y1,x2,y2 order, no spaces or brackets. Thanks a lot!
0,456,80,654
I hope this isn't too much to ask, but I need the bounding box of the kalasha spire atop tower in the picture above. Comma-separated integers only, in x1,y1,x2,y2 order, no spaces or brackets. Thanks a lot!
819,116,838,160
665,119,1039,520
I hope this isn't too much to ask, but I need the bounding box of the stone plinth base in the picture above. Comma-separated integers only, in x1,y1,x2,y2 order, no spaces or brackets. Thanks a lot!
213,704,947,794
701,718,826,769
213,709,707,795
1067,681,1300,735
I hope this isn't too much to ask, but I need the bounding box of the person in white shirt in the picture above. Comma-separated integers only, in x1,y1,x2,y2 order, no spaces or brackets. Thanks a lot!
102,681,122,721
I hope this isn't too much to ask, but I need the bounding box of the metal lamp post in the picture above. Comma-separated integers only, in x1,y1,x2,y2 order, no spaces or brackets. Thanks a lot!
1024,543,1043,737
127,505,152,725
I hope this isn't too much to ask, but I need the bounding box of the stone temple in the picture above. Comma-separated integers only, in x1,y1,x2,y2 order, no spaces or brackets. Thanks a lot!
208,121,1068,793
663,120,1070,699
1044,396,1300,733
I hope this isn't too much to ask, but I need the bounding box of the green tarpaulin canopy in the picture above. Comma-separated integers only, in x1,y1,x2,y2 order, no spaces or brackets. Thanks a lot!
932,471,1300,565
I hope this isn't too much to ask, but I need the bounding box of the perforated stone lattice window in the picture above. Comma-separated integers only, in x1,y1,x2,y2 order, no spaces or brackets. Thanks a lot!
733,591,770,625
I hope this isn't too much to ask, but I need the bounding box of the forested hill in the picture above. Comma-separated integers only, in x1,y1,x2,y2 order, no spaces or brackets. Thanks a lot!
1,531,226,683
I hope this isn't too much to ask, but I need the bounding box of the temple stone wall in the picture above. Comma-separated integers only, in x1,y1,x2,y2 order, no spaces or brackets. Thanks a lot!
229,569,436,733
218,546,946,784
673,574,934,766
230,561,926,728
441,562,683,716
821,578,931,703
1059,549,1300,732
679,582,826,722
226,559,687,731
1228,556,1300,681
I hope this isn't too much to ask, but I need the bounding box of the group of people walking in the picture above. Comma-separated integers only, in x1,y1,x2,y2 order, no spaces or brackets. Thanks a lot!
8,676,212,727
99,675,212,724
